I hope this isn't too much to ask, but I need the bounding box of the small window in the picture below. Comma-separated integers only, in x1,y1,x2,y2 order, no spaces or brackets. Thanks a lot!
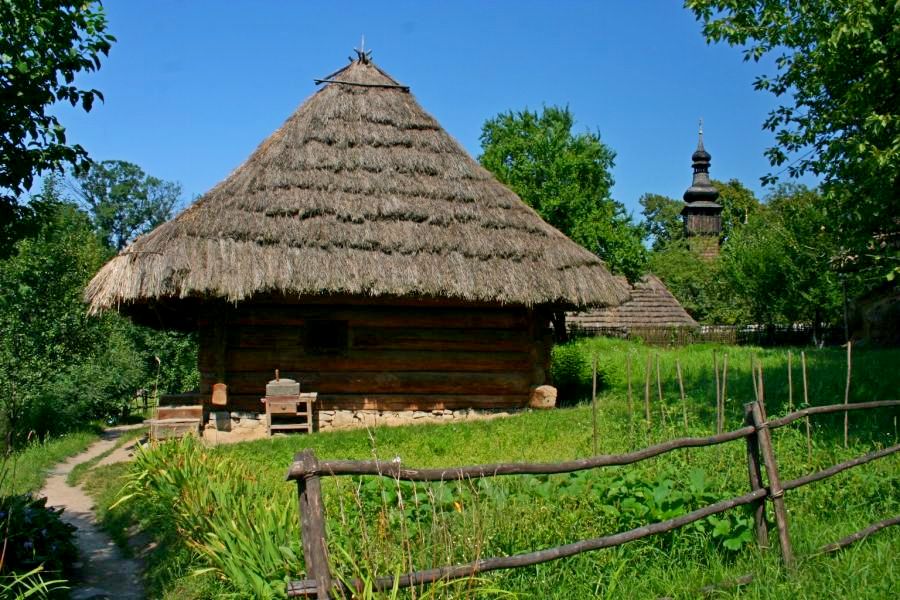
305,320,349,355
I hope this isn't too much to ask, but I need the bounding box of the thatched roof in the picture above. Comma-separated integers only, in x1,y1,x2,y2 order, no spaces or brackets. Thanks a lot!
567,274,698,330
86,56,629,315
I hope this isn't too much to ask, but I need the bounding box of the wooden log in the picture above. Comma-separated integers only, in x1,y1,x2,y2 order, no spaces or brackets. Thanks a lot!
781,443,899,491
743,403,769,548
676,360,687,429
202,370,535,396
750,399,794,569
817,515,900,554
286,426,757,481
844,341,852,449
203,348,534,373
294,450,333,598
228,305,530,330
287,488,767,595
764,400,900,430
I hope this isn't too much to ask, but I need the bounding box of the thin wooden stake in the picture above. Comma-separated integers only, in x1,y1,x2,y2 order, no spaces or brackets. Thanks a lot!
720,353,729,433
750,355,758,400
757,362,767,421
743,403,769,549
644,354,652,424
844,341,852,449
626,354,634,421
656,354,666,426
750,398,795,569
676,360,687,429
787,351,793,413
714,351,721,434
801,351,812,463
591,355,598,455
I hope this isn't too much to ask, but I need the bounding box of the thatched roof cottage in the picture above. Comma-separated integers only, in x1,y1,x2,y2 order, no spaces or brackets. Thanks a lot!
568,274,698,336
86,52,629,427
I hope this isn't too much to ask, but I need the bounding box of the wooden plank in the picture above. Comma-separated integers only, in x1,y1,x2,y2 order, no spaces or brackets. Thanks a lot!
351,327,532,352
221,393,529,412
157,405,203,420
228,305,529,330
294,450,334,598
201,370,534,396
202,348,533,373
228,325,533,352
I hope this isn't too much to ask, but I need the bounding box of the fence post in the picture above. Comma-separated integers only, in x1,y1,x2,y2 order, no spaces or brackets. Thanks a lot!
294,449,333,598
743,403,769,549
749,399,795,569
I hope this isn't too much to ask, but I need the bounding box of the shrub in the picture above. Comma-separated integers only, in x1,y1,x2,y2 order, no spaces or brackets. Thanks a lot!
550,343,593,404
0,493,77,582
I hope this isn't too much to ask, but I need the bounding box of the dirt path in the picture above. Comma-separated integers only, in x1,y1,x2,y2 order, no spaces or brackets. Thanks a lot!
40,425,145,600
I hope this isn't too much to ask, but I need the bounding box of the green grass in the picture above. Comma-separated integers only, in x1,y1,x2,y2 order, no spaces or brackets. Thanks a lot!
1,431,99,496
81,340,899,599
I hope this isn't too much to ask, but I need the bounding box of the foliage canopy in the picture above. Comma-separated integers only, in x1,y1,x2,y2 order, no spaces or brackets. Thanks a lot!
0,0,114,254
479,106,648,281
688,0,900,283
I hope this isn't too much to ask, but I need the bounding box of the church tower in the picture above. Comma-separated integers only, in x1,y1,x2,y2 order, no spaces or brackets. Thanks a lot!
681,123,722,259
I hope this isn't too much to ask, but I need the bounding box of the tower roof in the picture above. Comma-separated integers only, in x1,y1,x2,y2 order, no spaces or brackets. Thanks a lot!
85,55,630,317
682,123,721,207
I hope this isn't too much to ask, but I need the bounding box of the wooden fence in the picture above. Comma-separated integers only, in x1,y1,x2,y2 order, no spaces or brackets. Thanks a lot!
568,324,843,347
284,398,900,598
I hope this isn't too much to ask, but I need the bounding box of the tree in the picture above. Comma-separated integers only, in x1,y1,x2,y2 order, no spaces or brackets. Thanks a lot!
0,0,114,254
479,106,648,281
70,160,181,251
0,176,195,446
687,0,900,283
713,179,762,242
717,185,843,329
639,193,683,251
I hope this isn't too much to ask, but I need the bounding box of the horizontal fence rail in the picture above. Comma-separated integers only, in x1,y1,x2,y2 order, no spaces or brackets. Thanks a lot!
285,399,900,597
286,427,756,481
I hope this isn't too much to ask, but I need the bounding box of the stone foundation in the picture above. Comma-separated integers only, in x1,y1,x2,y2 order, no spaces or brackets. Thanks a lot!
206,406,537,437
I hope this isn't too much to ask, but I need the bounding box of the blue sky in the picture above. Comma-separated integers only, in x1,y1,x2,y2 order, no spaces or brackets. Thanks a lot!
54,1,815,218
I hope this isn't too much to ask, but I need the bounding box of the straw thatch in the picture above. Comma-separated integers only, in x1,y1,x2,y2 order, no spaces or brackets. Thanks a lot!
567,274,697,330
85,57,629,314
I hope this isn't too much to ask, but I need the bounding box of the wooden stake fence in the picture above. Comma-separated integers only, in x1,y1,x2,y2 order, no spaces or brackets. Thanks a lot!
285,400,900,597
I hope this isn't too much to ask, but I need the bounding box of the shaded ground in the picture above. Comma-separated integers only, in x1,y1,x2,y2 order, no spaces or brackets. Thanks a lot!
40,425,145,600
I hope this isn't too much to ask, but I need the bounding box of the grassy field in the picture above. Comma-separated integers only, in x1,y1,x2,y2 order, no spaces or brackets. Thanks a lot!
82,339,899,599
1,431,99,496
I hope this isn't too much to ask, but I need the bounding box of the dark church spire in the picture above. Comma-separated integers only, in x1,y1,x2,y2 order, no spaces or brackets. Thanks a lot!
681,121,723,259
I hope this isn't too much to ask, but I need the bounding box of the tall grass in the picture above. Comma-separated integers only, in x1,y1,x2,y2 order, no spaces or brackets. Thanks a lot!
85,340,899,599
1,431,98,496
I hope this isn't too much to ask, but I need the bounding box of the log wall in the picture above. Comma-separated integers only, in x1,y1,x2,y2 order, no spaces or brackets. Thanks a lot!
197,302,553,413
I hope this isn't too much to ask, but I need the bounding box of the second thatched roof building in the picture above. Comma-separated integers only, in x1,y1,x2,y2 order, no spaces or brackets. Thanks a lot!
85,52,629,427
